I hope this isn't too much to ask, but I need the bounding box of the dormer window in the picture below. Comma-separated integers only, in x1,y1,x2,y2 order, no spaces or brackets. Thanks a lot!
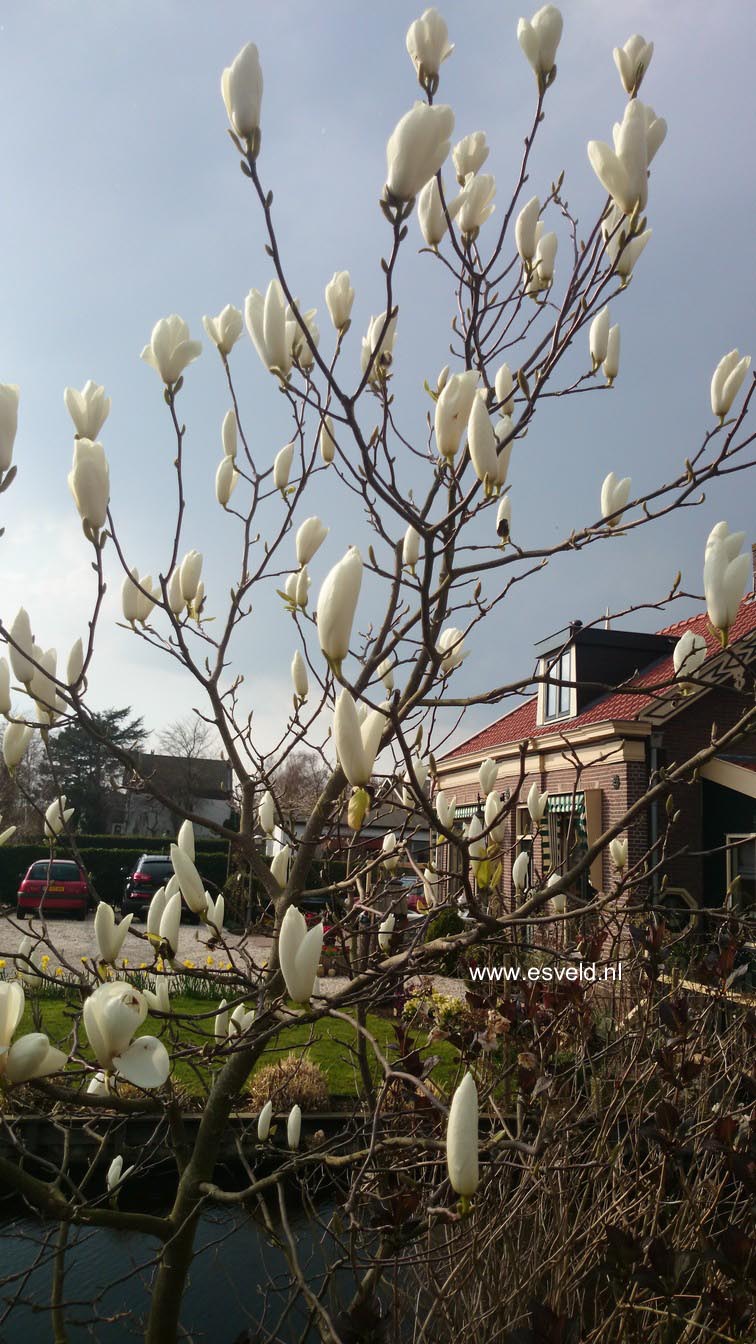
545,647,572,720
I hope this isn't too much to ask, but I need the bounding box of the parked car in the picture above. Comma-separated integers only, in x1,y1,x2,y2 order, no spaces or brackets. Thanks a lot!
122,853,219,920
122,854,174,918
17,859,90,920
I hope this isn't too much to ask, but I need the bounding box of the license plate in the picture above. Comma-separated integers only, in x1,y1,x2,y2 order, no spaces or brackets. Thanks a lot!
47,883,65,892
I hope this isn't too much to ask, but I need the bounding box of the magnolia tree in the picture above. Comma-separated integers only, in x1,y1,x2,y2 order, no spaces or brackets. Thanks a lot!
0,8,754,1343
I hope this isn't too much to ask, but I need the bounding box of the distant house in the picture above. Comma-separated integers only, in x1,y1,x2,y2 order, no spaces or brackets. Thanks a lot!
114,753,235,839
437,580,756,921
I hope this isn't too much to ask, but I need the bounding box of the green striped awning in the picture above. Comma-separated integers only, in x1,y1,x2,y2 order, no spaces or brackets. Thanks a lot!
548,792,586,817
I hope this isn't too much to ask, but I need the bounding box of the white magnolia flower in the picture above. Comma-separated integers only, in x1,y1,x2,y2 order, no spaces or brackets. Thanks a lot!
360,312,398,385
216,455,240,508
221,42,263,140
141,315,202,386
245,280,291,378
296,517,329,567
478,759,498,795
527,783,548,823
435,370,479,460
325,271,355,332
710,350,751,422
610,837,628,871
270,843,291,889
83,981,170,1088
456,172,496,240
44,795,75,840
316,546,363,672
385,102,455,202
517,5,563,86
406,8,454,86
378,912,396,954
673,630,707,687
417,175,461,248
436,791,457,829
257,1100,273,1140
287,1103,302,1150
452,131,489,183
0,384,20,474
600,472,631,528
333,689,386,788
64,380,110,440
588,101,657,216
613,34,653,96
278,906,323,1002
703,521,750,644
515,195,541,263
68,438,110,533
203,305,244,356
437,626,468,674
512,850,530,895
107,1154,135,1192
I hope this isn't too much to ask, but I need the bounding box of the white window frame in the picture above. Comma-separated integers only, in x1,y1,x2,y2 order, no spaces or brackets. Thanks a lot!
725,832,756,906
537,647,577,726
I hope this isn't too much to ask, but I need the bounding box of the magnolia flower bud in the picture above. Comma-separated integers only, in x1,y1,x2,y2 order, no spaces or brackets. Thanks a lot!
167,567,185,615
496,493,512,542
382,831,400,872
68,438,110,533
3,722,33,770
179,551,203,603
512,850,530,895
457,172,496,240
146,886,166,939
0,384,19,474
258,790,276,837
548,872,567,915
316,416,336,466
279,905,322,1002
588,100,650,216
673,630,707,687
66,639,85,690
285,303,319,372
64,380,110,441
527,783,548,823
6,1032,67,1084
436,791,457,829
403,524,421,572
385,102,455,203
221,42,263,141
245,280,291,378
177,818,195,860
478,758,497,794
406,7,454,87
423,867,439,909
284,569,310,610
272,441,294,492
600,472,631,528
452,131,489,184
316,546,363,672
412,757,429,794
170,843,208,915
30,646,62,726
287,1103,302,1151
589,307,610,370
222,409,238,460
435,370,479,460
484,790,506,844
703,521,750,645
0,659,10,716
378,912,396,953
517,5,563,86
417,176,461,248
8,608,35,685
94,901,133,963
159,891,182,956
288,649,309,705
610,837,628,871
270,843,290,890
604,325,621,385
467,393,499,491
494,364,515,416
710,350,751,422
296,517,329,568
602,205,652,281
325,271,355,332
216,455,239,508
44,795,75,840
515,196,541,263
613,34,654,97
203,305,244,356
360,312,398,385
141,315,202,387
443,1069,478,1198
255,1099,273,1141
437,626,468,674
333,689,386,788
379,658,394,693
446,1070,479,1196
122,568,152,625
524,229,557,296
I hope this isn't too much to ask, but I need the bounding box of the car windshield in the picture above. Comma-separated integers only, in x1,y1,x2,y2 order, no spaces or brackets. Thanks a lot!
28,861,81,881
137,860,173,876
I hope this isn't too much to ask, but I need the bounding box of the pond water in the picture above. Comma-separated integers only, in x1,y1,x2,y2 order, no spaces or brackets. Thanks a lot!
0,1185,339,1343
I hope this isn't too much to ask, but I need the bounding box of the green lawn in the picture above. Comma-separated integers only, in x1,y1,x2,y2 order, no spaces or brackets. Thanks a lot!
19,993,460,1100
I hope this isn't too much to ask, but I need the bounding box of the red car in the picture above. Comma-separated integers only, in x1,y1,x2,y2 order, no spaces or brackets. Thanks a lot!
17,859,90,920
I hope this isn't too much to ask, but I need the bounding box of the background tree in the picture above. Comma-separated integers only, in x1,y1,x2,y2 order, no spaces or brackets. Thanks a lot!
39,708,146,832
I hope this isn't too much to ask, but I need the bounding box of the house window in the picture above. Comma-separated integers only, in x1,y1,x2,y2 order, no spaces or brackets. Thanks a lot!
726,833,756,908
544,647,572,720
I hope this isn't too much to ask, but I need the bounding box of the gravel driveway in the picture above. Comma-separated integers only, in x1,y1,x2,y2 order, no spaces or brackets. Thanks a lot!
0,910,464,1001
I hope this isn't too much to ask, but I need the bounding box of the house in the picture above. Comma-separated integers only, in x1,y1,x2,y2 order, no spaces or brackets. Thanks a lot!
115,753,235,838
436,577,756,922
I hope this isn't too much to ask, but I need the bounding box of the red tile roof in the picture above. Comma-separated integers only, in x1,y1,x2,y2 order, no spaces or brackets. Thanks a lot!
442,595,756,761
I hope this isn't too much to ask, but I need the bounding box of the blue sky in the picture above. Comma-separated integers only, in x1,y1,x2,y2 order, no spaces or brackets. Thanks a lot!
0,1,753,755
